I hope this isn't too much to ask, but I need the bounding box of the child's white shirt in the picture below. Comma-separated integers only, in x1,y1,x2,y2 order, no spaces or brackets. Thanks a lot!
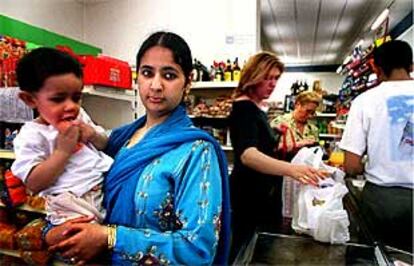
11,108,114,197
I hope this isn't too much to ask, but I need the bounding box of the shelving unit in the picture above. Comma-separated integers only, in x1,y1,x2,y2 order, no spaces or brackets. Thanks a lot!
313,111,343,141
81,85,138,129
315,112,336,118
188,81,237,164
0,199,48,263
192,81,237,89
0,201,46,215
190,81,236,99
83,85,135,103
0,149,15,160
188,114,228,119
0,248,20,258
0,87,56,264
221,145,233,151
337,44,380,118
332,122,346,130
319,133,341,139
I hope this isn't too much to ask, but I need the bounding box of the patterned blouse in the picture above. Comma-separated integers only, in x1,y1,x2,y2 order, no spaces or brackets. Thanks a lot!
111,140,223,265
270,112,319,148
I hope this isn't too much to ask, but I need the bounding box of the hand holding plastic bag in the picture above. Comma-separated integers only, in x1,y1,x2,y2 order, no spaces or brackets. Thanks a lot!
288,147,350,244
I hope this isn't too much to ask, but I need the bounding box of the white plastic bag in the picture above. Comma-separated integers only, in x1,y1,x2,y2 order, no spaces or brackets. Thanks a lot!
291,181,350,244
287,147,350,244
282,147,345,218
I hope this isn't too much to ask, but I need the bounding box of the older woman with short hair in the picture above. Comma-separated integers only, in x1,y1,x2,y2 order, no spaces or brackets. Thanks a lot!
270,90,322,160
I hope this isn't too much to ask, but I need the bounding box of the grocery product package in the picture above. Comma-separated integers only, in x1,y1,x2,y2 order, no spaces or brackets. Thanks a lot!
284,147,350,244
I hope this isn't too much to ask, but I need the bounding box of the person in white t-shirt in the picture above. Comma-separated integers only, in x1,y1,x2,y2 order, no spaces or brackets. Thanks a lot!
11,48,113,247
339,40,413,251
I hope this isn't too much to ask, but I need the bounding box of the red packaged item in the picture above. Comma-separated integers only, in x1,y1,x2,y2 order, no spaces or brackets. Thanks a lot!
20,250,51,266
79,55,132,89
0,170,27,208
15,218,47,250
0,222,17,249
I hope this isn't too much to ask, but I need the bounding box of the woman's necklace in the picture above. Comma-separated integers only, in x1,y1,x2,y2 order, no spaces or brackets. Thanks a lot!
127,123,153,148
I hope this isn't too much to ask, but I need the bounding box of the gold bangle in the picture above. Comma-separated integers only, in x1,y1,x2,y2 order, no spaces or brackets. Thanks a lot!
107,224,117,250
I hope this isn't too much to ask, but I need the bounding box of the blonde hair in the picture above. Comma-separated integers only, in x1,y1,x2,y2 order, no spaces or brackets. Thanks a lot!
233,51,284,98
295,91,321,106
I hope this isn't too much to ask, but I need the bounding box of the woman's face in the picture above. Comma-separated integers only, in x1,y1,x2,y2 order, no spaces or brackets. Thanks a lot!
294,102,318,123
254,67,281,100
137,46,187,119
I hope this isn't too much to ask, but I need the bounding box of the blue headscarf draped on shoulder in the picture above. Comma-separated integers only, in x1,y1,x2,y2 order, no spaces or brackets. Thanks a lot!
104,104,230,264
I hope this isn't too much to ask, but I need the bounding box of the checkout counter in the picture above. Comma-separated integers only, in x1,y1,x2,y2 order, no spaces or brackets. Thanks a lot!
233,178,413,265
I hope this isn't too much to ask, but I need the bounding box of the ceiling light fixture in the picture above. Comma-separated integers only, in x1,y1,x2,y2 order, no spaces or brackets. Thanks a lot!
371,0,395,31
356,39,364,47
371,8,389,31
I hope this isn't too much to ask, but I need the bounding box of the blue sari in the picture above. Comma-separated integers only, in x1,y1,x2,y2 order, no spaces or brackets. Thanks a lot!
104,105,230,265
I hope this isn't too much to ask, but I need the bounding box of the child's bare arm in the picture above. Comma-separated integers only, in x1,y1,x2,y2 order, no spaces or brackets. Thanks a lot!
78,122,108,150
89,131,108,150
25,125,79,194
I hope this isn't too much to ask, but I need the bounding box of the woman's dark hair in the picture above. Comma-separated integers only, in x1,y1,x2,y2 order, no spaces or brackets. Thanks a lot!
373,40,413,77
136,31,193,86
16,47,83,92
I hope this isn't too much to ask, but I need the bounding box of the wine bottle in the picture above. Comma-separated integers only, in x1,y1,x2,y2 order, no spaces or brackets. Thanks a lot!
192,58,199,81
233,57,241,81
224,59,232,81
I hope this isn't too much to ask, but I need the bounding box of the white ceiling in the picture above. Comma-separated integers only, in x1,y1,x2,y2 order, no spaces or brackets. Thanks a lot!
75,0,111,4
261,0,413,67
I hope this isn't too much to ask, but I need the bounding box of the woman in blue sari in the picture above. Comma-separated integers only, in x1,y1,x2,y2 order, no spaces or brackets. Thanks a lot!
47,31,230,265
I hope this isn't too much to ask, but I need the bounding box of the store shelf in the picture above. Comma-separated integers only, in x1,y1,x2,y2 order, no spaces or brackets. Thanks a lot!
319,133,341,138
192,81,237,90
332,122,346,130
189,114,228,119
315,112,336,118
221,145,233,151
0,201,46,214
0,248,20,258
83,85,135,102
0,248,66,266
0,149,15,160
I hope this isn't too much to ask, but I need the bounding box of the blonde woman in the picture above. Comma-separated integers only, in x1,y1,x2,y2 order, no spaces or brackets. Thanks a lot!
228,51,326,261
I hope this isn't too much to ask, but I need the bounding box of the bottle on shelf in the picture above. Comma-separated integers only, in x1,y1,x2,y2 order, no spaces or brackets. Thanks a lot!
209,65,216,81
214,61,224,81
290,81,298,95
198,61,210,81
224,59,233,82
303,80,309,91
232,57,241,81
192,58,200,81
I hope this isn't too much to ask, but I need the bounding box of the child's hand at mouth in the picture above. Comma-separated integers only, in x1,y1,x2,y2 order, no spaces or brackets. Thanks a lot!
57,121,84,153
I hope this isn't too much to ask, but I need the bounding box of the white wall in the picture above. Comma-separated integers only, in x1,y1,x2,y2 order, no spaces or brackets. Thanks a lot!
1,0,344,125
397,25,413,47
269,72,344,103
0,0,84,42
82,0,258,66
1,0,258,67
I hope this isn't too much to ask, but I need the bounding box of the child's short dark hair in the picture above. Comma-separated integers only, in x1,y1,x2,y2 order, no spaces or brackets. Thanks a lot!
16,47,83,92
373,40,413,77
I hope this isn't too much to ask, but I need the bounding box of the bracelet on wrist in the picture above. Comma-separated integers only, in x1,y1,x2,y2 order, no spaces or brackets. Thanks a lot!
107,224,117,250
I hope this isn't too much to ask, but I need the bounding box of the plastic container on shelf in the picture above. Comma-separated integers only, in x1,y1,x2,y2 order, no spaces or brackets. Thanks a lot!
79,55,132,90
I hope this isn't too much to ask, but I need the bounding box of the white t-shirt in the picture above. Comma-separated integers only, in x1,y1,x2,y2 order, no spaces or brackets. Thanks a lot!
11,108,114,197
339,80,414,188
